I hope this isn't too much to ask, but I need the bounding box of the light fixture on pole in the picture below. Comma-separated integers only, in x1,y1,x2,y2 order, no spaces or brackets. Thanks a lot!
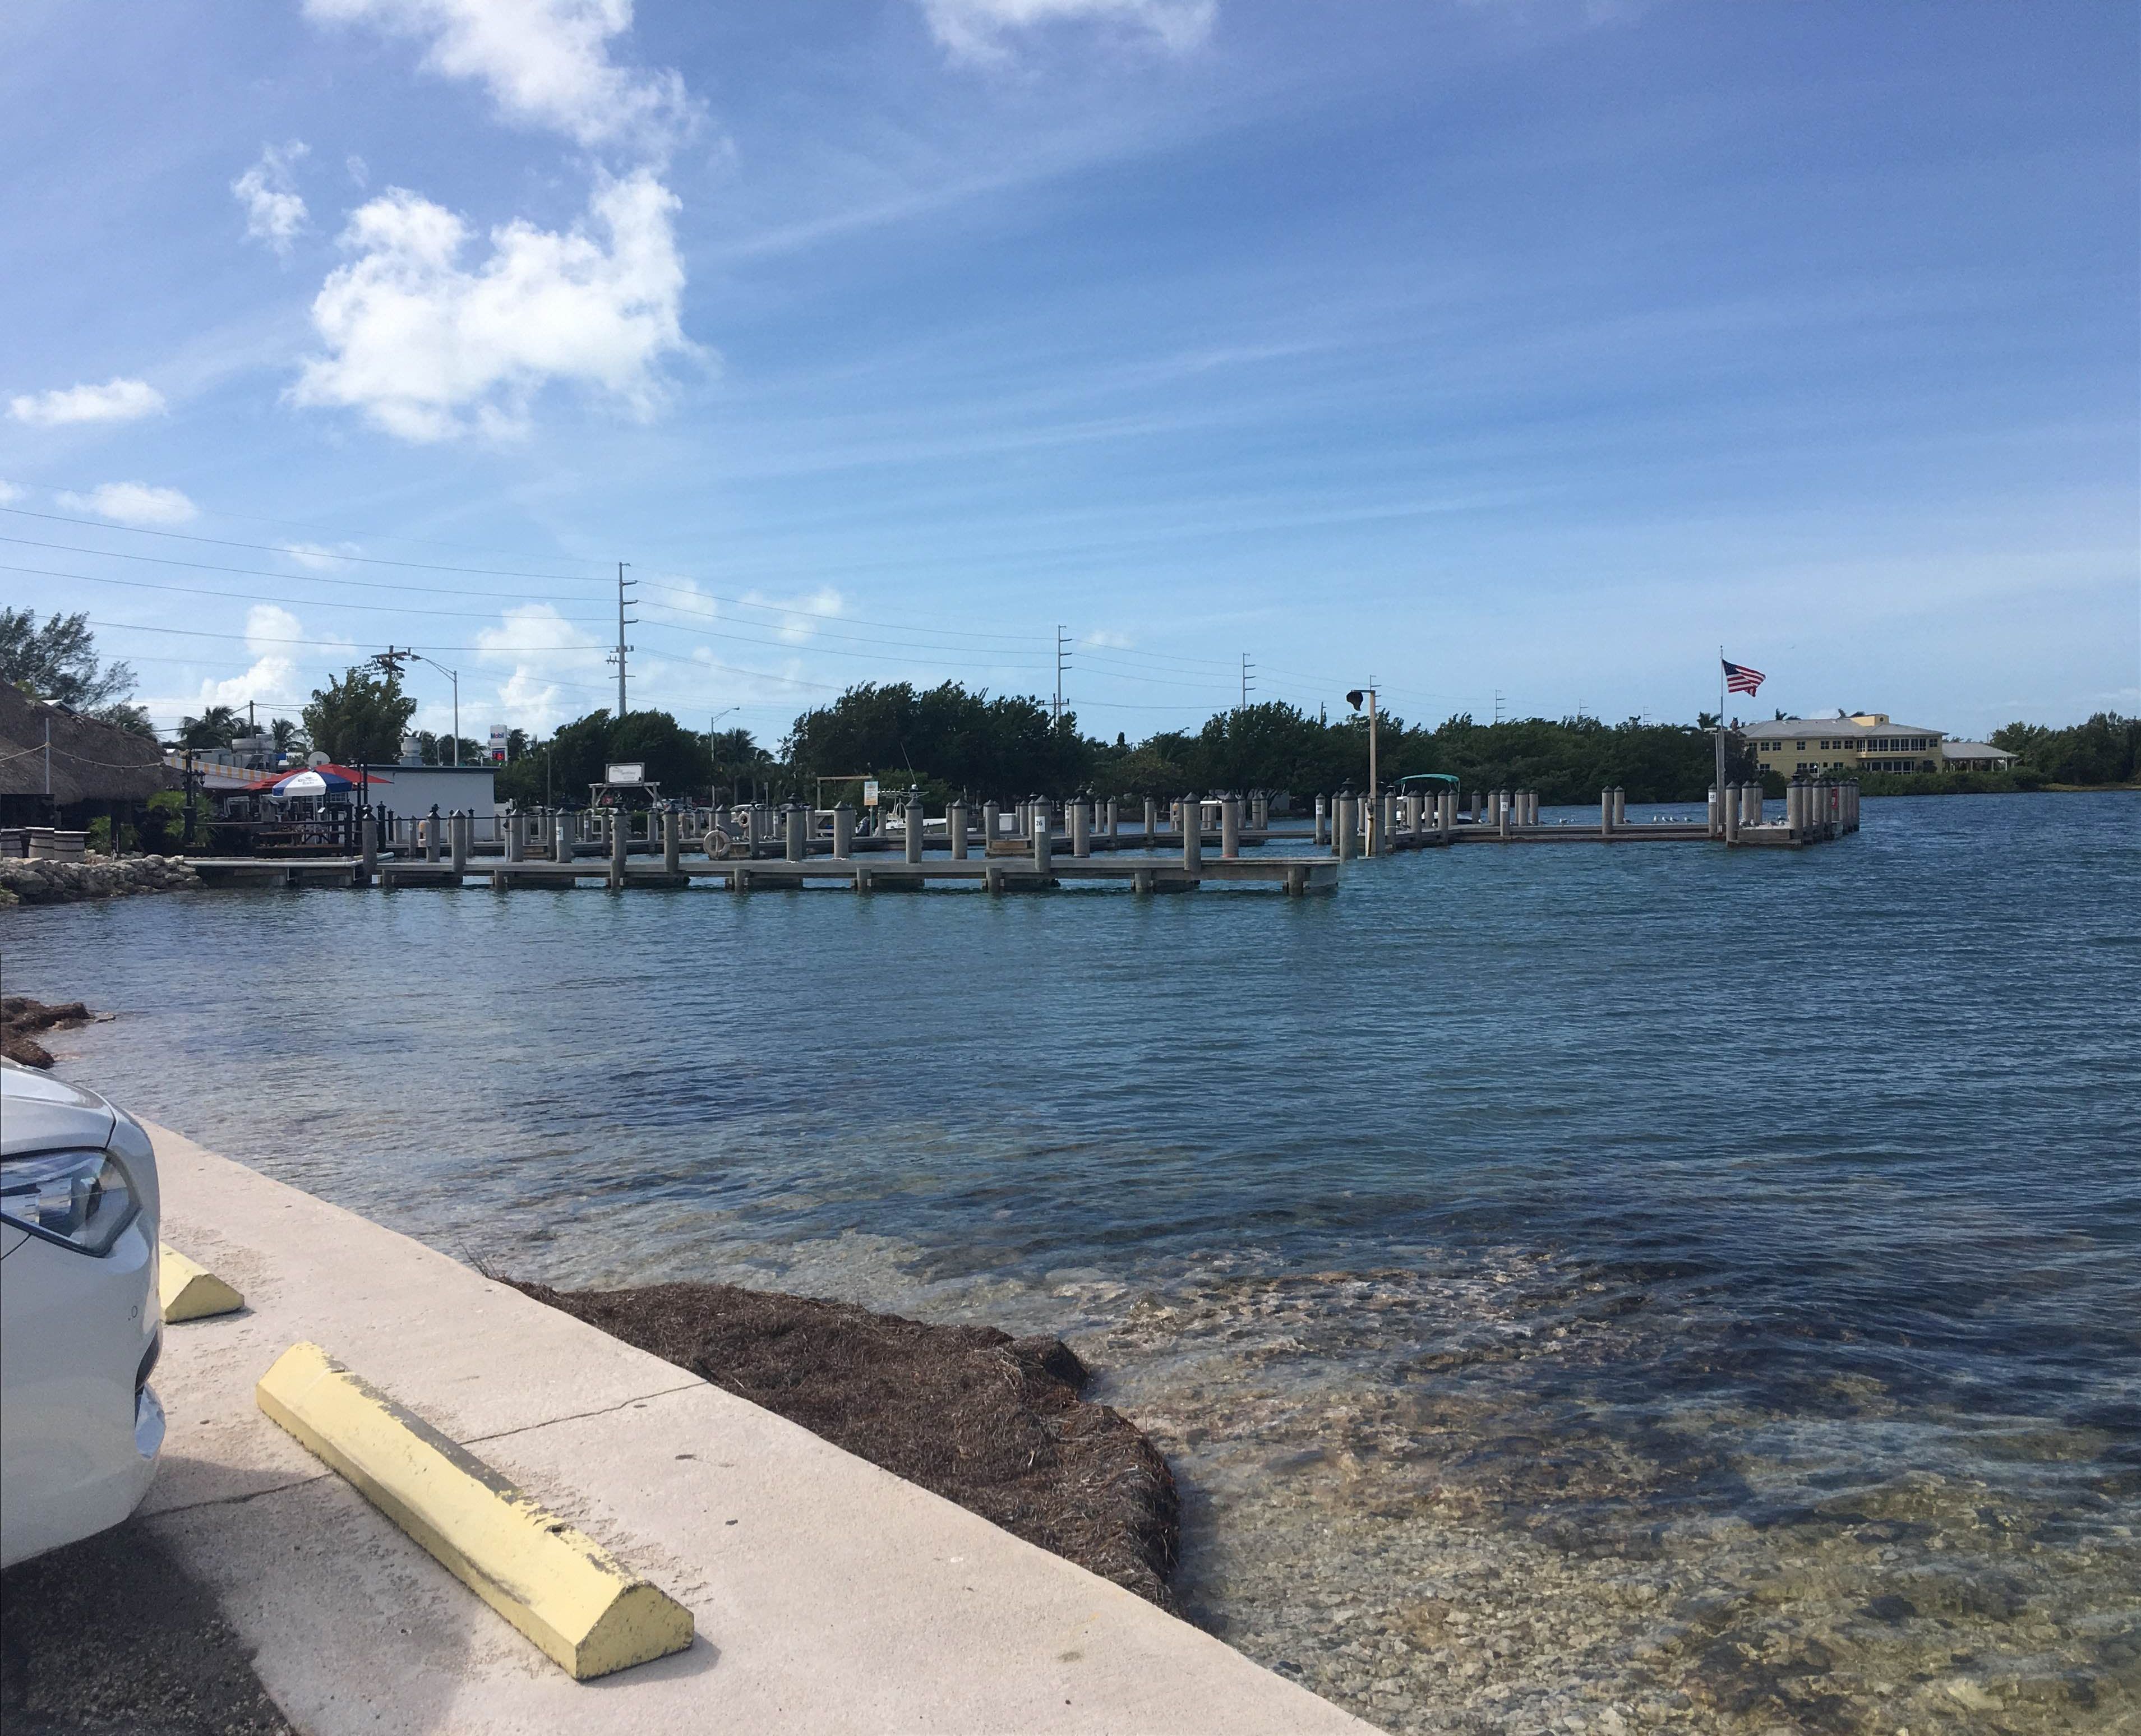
1347,684,1379,854
409,653,460,766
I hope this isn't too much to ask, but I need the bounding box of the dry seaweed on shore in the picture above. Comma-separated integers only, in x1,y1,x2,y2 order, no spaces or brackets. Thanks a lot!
1,997,92,1069
509,1278,1180,1606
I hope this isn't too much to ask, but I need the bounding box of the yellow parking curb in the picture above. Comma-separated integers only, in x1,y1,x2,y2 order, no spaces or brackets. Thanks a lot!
159,1244,244,1322
256,1342,694,1680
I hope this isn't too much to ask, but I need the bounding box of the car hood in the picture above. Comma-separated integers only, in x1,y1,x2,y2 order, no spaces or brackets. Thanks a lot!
0,1061,117,1156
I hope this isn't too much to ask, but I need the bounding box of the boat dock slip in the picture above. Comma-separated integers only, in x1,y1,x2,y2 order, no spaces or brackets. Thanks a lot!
181,778,1855,893
135,1122,1375,1735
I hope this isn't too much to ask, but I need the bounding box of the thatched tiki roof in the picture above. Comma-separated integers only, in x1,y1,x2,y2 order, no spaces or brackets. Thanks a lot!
0,682,175,807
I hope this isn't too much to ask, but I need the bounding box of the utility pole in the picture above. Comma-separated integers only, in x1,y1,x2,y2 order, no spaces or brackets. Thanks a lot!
1240,654,1254,713
1493,689,1506,726
1054,625,1070,725
610,562,636,721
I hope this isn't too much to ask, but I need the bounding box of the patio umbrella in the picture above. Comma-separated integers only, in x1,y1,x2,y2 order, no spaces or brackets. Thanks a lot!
265,768,355,798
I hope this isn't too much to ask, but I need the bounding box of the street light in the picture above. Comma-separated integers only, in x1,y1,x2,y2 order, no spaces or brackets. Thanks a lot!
410,653,460,766
1347,684,1379,852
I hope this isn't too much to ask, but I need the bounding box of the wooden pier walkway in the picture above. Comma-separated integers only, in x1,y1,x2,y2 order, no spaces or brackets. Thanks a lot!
181,778,1856,894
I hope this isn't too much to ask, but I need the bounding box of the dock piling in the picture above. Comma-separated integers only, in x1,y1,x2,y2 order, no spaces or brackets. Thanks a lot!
1221,795,1240,859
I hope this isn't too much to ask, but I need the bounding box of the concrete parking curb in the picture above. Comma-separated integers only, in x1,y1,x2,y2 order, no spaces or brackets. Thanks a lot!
256,1341,695,1680
159,1245,244,1323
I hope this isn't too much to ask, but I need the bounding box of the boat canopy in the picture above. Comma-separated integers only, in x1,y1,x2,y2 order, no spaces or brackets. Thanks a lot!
1396,772,1460,788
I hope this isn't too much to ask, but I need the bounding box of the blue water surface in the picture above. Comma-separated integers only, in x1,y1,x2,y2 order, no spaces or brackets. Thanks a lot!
8,791,2137,1731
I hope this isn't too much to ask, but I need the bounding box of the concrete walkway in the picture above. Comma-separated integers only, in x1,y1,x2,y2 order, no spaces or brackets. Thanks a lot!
140,1123,1375,1735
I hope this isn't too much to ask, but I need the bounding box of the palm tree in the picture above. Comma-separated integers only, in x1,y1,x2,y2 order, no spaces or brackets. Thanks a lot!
270,717,310,759
180,705,242,748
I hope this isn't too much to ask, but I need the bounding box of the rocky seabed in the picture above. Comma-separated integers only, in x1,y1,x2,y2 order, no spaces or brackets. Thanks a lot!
0,855,201,906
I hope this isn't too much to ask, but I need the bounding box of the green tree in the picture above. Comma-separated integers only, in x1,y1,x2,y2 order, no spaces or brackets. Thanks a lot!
179,704,243,748
303,667,416,764
0,607,136,708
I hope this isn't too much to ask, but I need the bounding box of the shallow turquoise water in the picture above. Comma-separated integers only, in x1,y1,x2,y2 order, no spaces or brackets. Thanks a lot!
8,792,2137,1733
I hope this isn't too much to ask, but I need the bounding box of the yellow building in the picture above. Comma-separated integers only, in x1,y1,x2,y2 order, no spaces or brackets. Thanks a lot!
1742,713,1945,778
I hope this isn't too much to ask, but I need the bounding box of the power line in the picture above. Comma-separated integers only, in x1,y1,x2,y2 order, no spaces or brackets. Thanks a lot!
0,506,606,584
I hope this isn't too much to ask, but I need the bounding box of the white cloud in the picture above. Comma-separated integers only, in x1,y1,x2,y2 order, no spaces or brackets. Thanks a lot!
10,377,168,426
0,481,20,505
1083,628,1134,648
347,153,370,188
188,607,316,713
303,0,691,149
291,169,691,442
56,482,199,525
740,586,846,644
280,540,363,569
475,602,606,730
244,604,307,651
233,142,311,255
920,0,1216,63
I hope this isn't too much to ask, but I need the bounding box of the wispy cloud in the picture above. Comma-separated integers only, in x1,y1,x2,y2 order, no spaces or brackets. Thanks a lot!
233,141,311,255
302,0,694,151
10,377,168,426
740,585,846,644
280,540,363,569
920,0,1217,64
292,169,692,441
56,481,198,525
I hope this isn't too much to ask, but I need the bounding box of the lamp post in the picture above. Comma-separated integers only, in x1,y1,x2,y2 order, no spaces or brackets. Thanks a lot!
1346,684,1379,853
708,707,739,807
411,654,460,765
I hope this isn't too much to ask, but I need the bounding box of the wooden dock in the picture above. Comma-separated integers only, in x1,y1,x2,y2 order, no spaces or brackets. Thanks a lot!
186,851,1341,896
181,779,1855,894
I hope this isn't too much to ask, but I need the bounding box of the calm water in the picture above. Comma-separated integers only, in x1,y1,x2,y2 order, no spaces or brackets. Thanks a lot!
8,793,2138,1734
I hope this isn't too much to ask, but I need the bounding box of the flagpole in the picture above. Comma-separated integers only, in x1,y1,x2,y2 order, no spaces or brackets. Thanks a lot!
1715,645,1728,836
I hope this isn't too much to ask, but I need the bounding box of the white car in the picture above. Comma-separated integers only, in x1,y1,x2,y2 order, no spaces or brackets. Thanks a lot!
1,1058,165,1568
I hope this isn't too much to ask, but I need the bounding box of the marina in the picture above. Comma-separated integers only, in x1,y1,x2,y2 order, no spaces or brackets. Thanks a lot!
182,779,1862,892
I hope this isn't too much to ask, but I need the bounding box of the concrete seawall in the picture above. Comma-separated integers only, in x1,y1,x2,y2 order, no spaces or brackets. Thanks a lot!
139,1123,1373,1734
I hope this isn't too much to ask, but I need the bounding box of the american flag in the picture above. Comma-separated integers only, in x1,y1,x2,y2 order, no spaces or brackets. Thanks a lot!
1723,659,1765,696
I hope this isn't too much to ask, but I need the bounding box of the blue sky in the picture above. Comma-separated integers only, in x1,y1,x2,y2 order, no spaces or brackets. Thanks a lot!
2,0,2134,748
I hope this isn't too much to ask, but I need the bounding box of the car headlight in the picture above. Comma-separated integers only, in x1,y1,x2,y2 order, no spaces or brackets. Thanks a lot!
0,1148,141,1255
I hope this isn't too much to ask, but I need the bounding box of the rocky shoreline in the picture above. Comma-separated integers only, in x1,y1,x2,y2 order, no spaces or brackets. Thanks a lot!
513,1277,1182,1606
1,996,94,1068
0,854,200,906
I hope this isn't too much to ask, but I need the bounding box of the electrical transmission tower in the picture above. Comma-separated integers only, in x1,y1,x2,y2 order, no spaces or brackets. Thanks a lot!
1054,625,1071,724
1240,653,1255,712
608,562,636,720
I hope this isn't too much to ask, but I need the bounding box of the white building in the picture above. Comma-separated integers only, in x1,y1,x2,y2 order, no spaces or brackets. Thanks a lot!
364,764,497,821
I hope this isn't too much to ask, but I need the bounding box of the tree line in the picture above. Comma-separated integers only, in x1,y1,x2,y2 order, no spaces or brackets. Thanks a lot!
278,656,2141,807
